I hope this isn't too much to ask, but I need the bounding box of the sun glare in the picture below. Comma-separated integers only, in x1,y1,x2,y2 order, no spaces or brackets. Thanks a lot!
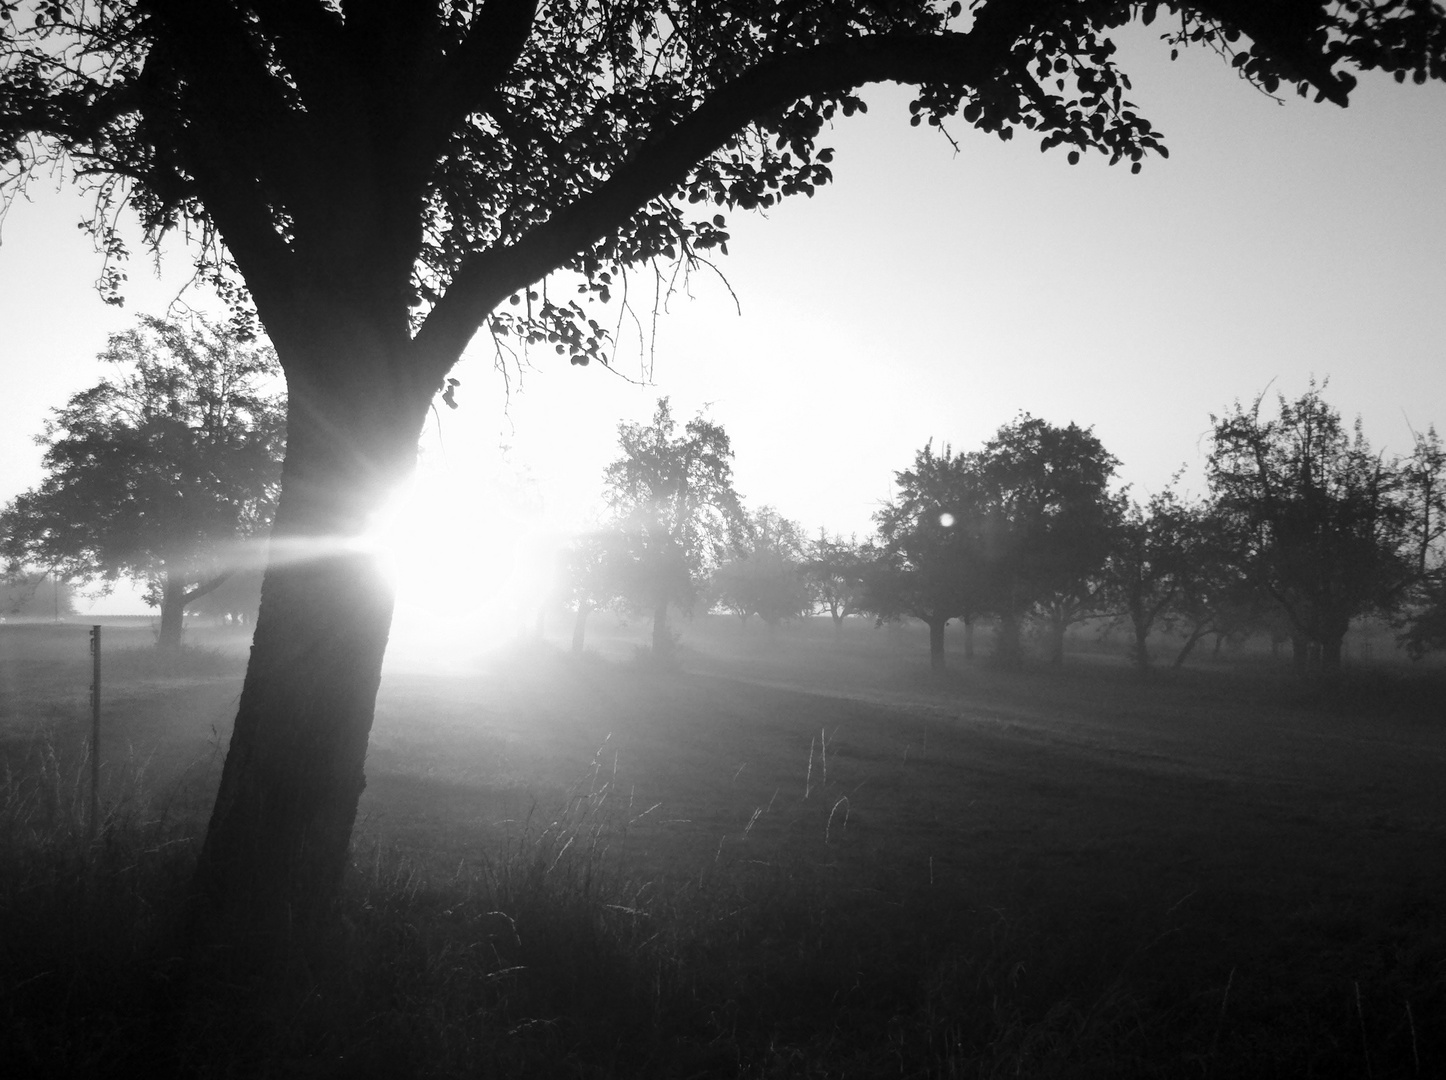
364,468,564,671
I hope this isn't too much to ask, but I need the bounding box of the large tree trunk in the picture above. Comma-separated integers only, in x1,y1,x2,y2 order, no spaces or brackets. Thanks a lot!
571,600,591,654
189,333,434,948
1173,623,1209,668
1131,616,1151,671
1047,616,1066,666
157,575,187,650
928,618,946,670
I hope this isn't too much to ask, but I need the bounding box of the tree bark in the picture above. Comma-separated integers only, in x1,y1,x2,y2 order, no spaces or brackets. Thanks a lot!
1173,623,1209,668
571,601,591,654
190,334,433,949
157,575,187,650
1047,617,1066,666
928,618,946,670
1132,618,1151,671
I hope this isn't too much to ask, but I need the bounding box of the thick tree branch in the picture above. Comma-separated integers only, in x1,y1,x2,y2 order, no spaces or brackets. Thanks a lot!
414,27,1016,368
412,2,1368,373
183,569,233,606
244,0,346,105
434,0,539,131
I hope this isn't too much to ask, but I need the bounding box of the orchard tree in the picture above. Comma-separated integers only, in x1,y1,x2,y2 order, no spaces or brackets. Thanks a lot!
4,0,1443,936
562,524,633,653
1,316,284,648
1104,487,1199,670
712,507,810,630
603,398,746,653
805,531,868,633
968,415,1121,664
873,441,987,668
1161,500,1269,667
1402,426,1446,574
1207,383,1416,672
1398,427,1446,656
1401,573,1446,657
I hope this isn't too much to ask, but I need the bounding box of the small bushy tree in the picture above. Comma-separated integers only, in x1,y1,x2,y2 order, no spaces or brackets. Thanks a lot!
1398,427,1446,658
805,532,869,633
712,507,811,630
1208,383,1415,672
603,398,746,655
562,526,635,654
1105,488,1196,670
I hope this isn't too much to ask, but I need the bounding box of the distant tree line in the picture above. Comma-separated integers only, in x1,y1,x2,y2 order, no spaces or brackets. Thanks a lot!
5,346,1441,676
572,386,1445,675
0,573,76,620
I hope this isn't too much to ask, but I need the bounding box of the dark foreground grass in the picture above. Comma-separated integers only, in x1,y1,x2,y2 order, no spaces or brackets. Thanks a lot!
3,747,1444,1078
2,624,1445,1077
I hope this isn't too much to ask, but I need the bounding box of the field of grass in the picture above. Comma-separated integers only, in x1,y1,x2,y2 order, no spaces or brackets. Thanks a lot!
2,615,1444,1077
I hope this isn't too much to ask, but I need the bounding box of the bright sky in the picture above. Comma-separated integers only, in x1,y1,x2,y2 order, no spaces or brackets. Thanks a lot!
2,27,1444,618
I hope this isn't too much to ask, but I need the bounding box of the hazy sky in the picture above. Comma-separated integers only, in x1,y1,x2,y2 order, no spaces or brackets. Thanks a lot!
2,26,1443,616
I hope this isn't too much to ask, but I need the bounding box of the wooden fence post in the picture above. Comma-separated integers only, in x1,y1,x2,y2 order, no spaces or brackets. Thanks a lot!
89,624,101,838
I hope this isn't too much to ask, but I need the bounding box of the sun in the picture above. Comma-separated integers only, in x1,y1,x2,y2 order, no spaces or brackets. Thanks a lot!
363,466,566,670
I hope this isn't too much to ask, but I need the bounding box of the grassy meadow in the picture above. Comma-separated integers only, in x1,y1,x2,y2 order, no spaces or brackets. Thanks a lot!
1,613,1444,1077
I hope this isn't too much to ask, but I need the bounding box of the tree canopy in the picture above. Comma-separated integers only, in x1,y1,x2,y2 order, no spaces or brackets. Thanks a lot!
0,315,284,647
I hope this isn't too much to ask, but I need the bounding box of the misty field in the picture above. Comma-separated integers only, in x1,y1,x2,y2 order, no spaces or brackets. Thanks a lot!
2,616,1444,1078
